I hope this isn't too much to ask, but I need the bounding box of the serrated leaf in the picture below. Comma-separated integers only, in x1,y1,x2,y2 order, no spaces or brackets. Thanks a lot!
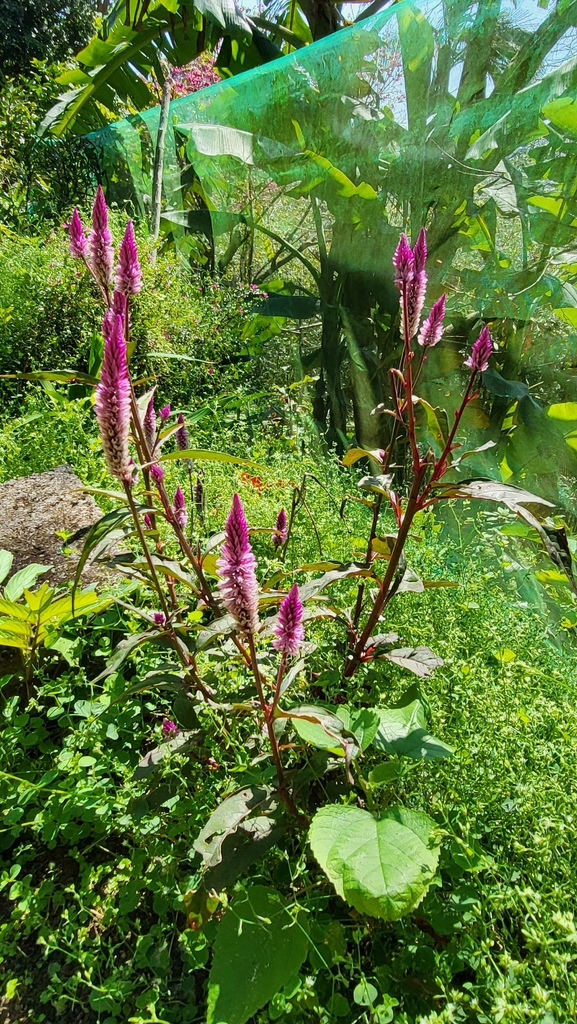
309,805,440,920
207,886,308,1024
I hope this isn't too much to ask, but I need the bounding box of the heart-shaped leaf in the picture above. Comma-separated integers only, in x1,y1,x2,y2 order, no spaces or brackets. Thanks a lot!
309,804,440,920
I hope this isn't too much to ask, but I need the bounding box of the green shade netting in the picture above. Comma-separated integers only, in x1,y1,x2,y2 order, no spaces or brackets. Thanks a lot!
87,0,577,510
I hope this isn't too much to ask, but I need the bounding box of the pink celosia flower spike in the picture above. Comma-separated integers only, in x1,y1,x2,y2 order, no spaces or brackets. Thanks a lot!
418,294,446,349
407,228,427,337
175,412,189,450
159,404,171,422
273,584,305,656
143,394,156,453
176,412,193,473
69,208,88,260
116,220,142,297
392,233,414,291
173,487,187,528
113,289,127,318
89,185,114,297
272,507,288,550
150,463,164,485
464,325,493,374
217,493,259,635
94,314,133,484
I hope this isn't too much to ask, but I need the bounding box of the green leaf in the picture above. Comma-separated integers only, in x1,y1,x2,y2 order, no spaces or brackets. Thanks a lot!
372,700,453,759
309,805,440,920
159,448,266,471
194,785,278,870
547,402,577,421
278,704,350,754
0,550,14,586
207,886,308,1024
73,507,137,593
384,646,443,678
4,563,52,602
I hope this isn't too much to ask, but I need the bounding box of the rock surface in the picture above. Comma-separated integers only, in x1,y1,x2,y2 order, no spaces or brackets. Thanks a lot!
0,465,104,587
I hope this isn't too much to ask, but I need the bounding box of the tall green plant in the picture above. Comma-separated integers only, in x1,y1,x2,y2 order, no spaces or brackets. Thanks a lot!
23,190,570,1022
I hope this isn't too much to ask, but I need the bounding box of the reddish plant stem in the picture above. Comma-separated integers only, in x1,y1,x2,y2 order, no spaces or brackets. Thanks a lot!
247,633,296,814
401,286,421,475
345,466,426,677
421,372,477,502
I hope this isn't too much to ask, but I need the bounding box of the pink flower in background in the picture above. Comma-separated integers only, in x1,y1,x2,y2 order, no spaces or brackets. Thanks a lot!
173,487,188,528
94,314,133,484
116,220,142,297
272,507,288,550
159,404,171,422
89,185,114,296
418,294,446,349
465,326,493,373
143,395,156,453
162,718,178,738
393,233,413,292
217,493,259,634
153,612,166,626
273,584,305,656
68,208,88,260
150,463,164,485
407,228,427,337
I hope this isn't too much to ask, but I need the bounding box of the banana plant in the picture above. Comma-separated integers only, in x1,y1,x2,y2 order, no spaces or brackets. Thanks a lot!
41,0,282,138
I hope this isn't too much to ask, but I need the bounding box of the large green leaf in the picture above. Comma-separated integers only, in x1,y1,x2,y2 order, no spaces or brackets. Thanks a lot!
207,885,309,1024
308,805,440,920
372,700,453,759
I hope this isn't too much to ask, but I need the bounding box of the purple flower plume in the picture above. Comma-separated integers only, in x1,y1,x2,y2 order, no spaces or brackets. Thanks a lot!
113,289,127,317
159,404,171,422
89,185,114,296
217,493,259,635
176,412,189,450
407,228,427,338
393,233,414,291
94,314,133,484
150,463,164,485
143,394,156,453
143,513,153,530
162,718,177,738
176,413,193,473
69,208,88,260
273,507,288,550
116,220,142,297
153,612,166,626
418,294,446,349
173,487,187,528
464,325,493,374
194,475,205,519
273,584,305,656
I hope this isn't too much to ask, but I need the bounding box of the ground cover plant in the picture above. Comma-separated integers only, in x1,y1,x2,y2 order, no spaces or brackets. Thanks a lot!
2,190,576,1023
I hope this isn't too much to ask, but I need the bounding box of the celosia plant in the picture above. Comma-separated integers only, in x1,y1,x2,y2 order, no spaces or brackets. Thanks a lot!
64,193,564,1003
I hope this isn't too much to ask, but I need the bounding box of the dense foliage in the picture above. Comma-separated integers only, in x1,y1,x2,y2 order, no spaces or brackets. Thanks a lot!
0,0,96,79
1,191,576,1024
